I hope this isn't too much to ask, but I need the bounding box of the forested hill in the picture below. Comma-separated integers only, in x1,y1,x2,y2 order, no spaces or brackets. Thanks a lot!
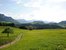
0,14,18,24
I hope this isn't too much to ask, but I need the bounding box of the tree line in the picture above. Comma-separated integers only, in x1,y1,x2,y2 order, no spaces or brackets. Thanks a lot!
0,22,15,27
0,22,65,30
19,23,64,30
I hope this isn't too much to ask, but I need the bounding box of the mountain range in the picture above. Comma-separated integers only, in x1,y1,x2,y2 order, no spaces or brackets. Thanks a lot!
0,13,66,27
17,19,34,23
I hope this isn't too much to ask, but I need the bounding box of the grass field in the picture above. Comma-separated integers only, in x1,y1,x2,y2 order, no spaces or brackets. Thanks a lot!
0,26,23,46
0,27,66,50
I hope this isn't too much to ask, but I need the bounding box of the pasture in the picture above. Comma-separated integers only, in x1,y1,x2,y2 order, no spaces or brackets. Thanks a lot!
0,27,66,50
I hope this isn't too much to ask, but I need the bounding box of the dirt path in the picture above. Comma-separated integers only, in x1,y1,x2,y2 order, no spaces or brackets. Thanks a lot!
0,33,23,49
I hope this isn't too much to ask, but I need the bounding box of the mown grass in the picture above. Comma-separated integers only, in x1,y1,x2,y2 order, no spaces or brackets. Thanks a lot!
0,28,66,50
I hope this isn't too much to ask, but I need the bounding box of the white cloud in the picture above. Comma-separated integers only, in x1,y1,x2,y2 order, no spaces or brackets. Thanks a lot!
17,13,31,19
11,0,22,4
8,0,66,22
24,0,43,8
30,6,66,22
47,0,66,3
8,12,33,20
22,0,66,22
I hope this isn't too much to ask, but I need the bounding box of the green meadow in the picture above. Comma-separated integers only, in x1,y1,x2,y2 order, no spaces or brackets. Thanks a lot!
0,26,66,50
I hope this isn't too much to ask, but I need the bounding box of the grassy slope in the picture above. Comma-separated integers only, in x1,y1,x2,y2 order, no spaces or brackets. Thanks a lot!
0,29,66,50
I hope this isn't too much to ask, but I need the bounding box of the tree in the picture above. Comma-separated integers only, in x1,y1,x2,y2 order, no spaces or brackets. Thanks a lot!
19,26,27,29
27,26,33,30
2,27,14,37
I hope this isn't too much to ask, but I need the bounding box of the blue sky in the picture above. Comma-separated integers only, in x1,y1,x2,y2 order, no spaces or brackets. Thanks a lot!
0,0,66,22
